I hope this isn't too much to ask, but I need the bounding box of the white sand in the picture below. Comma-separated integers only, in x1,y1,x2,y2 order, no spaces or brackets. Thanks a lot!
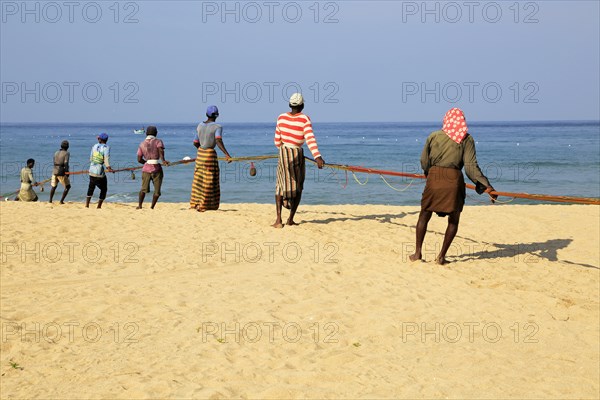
1,202,598,399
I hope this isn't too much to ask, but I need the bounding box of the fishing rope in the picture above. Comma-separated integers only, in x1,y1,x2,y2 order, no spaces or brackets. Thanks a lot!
340,169,348,189
467,192,516,205
0,155,277,199
326,168,349,189
379,175,415,192
2,154,599,205
351,171,369,185
303,156,600,205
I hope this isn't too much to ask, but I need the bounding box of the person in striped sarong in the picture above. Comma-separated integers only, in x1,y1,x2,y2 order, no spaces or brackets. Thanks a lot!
272,93,325,228
190,106,232,212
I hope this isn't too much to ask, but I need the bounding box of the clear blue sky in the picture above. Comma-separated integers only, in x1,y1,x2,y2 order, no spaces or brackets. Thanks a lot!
1,0,599,122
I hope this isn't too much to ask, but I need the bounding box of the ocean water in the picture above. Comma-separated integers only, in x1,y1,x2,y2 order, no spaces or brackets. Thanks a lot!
0,121,599,205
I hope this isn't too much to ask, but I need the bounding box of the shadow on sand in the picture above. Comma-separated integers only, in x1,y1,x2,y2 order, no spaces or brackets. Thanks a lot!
454,238,598,270
303,211,598,270
305,211,420,225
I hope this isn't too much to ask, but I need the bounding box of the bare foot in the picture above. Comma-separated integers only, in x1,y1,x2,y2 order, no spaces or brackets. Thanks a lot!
286,220,299,226
59,201,65,205
272,222,284,229
136,206,142,210
409,253,422,262
435,257,450,265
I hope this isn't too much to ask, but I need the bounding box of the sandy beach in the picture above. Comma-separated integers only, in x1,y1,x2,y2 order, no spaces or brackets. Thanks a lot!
0,202,598,399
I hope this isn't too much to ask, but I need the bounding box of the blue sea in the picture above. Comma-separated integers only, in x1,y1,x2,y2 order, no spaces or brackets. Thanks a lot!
1,121,599,205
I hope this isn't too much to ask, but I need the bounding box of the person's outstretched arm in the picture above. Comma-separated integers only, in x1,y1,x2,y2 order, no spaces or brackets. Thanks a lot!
64,151,70,173
216,139,231,162
137,146,145,165
274,119,282,149
159,146,169,166
303,118,324,168
29,169,36,186
104,147,114,173
463,136,491,188
463,136,497,202
193,126,201,149
214,127,231,162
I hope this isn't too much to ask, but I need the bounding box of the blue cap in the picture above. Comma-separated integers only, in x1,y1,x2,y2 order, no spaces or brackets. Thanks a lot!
98,132,109,140
206,105,219,116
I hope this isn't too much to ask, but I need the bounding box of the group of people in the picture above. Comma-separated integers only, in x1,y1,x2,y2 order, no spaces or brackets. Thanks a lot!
13,94,497,264
15,140,74,204
15,127,168,210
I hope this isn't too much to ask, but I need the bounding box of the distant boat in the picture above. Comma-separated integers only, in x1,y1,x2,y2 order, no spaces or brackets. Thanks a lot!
133,128,145,134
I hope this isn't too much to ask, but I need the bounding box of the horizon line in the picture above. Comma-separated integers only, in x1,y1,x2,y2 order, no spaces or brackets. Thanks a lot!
1,119,599,125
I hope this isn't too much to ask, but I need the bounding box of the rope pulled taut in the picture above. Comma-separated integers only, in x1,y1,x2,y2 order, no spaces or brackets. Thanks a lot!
2,154,599,205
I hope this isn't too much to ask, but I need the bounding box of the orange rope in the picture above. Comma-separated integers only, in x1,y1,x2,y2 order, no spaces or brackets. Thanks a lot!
304,157,600,205
2,155,599,205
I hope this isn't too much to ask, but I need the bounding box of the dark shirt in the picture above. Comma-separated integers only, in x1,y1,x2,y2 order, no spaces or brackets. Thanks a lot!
420,130,491,187
53,149,70,176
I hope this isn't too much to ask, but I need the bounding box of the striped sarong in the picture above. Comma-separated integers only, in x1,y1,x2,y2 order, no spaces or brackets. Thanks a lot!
275,146,305,200
190,148,220,210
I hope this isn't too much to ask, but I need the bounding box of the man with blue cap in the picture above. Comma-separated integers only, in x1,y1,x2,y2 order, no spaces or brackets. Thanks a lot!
85,132,114,209
190,105,232,211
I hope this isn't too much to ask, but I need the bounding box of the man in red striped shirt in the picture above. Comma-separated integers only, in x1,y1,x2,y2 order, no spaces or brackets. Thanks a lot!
272,93,325,228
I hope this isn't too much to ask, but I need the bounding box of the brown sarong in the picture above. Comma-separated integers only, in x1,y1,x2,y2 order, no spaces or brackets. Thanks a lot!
190,148,220,210
275,146,305,201
420,166,465,216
